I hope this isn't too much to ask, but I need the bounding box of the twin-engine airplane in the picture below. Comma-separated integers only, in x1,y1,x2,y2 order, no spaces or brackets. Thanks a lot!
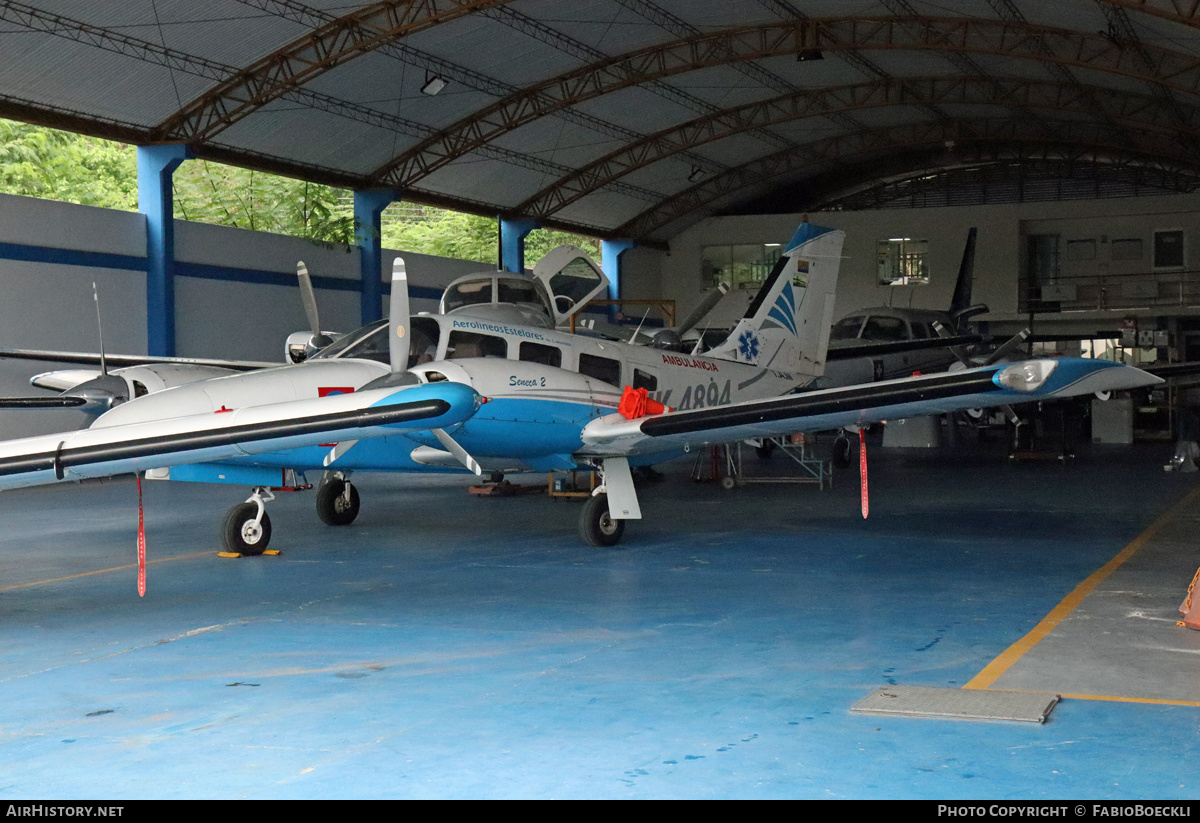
0,221,1160,551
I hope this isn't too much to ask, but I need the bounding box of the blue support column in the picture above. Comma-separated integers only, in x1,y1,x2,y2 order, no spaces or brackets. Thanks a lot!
355,189,401,324
137,144,191,357
499,217,539,273
601,238,636,322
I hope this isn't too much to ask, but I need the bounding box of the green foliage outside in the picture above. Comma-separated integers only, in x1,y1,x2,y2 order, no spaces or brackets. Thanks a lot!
0,118,600,263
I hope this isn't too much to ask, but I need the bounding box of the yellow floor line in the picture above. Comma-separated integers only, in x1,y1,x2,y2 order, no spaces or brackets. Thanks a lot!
963,484,1200,693
0,551,213,592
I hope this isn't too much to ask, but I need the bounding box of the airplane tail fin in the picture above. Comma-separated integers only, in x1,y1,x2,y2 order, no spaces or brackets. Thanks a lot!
706,220,844,378
948,227,987,332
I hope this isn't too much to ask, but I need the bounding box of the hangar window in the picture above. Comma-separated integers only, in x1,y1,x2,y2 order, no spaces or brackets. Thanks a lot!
1111,238,1143,261
1154,230,1185,270
877,238,929,285
702,244,782,290
520,341,561,367
578,353,621,387
1066,239,1097,261
447,331,507,359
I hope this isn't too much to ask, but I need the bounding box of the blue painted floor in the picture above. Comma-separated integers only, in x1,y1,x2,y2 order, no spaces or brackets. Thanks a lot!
1,434,1198,799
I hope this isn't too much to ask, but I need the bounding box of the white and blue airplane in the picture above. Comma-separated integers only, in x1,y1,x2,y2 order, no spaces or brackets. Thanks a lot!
0,221,1160,550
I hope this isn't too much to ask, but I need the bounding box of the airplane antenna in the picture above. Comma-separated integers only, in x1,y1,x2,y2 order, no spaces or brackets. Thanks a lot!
627,306,652,343
92,282,108,376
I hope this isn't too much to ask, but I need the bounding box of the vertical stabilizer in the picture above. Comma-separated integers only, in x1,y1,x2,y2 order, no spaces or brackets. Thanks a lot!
706,221,844,379
949,227,987,331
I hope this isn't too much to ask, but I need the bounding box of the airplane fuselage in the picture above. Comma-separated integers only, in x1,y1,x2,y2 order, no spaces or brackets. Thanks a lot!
90,310,802,479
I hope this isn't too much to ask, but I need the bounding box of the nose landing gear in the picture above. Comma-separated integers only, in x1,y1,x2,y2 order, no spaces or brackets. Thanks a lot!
221,487,274,555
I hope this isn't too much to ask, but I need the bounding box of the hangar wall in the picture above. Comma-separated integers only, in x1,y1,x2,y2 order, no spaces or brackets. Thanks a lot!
661,193,1200,337
0,193,492,439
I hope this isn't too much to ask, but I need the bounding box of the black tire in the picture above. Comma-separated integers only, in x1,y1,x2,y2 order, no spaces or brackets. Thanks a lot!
579,493,625,548
222,503,271,556
316,478,360,526
832,436,852,468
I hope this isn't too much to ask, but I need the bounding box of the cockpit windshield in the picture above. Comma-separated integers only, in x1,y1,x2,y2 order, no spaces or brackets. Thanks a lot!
443,279,493,313
311,317,441,368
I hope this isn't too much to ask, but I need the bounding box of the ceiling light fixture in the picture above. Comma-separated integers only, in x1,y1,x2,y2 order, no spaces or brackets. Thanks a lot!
421,74,448,96
688,166,704,183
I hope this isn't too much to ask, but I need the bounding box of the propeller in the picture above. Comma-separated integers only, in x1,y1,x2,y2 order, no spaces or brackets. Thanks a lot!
0,283,129,413
676,283,729,337
292,262,334,361
650,284,729,351
326,257,414,466
389,257,411,373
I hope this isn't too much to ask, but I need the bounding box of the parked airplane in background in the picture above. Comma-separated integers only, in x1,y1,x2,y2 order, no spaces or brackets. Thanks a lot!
820,228,985,387
0,222,1159,554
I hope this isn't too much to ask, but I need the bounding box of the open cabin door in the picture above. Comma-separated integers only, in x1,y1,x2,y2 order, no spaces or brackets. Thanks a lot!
531,245,611,326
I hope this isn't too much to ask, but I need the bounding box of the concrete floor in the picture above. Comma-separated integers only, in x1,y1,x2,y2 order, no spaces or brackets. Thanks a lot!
1,434,1199,799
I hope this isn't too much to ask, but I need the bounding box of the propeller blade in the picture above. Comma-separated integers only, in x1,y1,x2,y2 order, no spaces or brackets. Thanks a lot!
931,320,974,368
676,283,728,336
432,428,483,476
297,261,321,336
389,257,410,373
983,329,1031,366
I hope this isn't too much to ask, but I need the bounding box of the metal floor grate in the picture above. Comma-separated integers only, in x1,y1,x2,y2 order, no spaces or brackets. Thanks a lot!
851,686,1059,723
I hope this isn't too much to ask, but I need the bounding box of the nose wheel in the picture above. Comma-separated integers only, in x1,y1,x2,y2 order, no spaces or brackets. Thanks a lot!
222,489,273,555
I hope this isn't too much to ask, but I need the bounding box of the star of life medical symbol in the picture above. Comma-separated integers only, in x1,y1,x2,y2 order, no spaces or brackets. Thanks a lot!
738,331,759,361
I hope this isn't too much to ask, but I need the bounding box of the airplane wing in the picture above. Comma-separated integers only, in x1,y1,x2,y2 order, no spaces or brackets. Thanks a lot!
0,382,482,491
579,358,1159,457
825,334,983,360
0,348,277,371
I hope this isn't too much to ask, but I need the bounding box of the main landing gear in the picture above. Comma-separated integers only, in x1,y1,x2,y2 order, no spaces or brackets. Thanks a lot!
316,472,360,526
579,492,624,547
577,458,641,548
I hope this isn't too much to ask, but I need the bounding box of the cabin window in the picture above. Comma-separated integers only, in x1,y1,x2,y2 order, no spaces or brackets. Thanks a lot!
578,352,621,387
549,258,604,307
443,279,493,312
499,278,554,317
447,331,507,359
861,316,907,341
409,317,441,367
830,316,865,341
877,238,929,285
520,341,562,367
633,369,658,391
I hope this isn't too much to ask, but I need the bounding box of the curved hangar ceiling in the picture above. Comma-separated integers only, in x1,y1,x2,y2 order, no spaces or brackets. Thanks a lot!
1,0,1200,244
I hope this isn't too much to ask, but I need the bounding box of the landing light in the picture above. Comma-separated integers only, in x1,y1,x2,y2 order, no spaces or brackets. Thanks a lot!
995,359,1056,392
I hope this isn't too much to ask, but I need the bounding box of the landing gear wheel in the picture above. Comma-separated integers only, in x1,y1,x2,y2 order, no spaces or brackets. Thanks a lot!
316,478,360,526
832,436,852,468
721,475,737,490
579,493,625,548
222,502,271,556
